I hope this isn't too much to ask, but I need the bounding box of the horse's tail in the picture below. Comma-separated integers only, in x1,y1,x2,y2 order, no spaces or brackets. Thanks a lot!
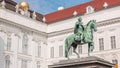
65,38,68,58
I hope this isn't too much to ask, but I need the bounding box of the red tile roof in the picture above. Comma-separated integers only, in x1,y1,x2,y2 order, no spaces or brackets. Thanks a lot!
45,0,120,24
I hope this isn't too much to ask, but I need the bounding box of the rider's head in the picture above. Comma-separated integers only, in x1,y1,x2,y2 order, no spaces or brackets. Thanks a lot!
78,17,82,22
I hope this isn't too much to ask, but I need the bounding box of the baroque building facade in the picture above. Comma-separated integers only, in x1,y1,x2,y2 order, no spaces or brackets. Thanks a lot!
0,0,120,68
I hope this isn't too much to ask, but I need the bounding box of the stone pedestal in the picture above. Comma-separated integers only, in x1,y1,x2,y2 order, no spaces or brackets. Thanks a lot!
49,56,114,68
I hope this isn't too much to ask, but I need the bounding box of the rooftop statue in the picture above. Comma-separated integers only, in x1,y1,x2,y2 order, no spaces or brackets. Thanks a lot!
65,17,97,60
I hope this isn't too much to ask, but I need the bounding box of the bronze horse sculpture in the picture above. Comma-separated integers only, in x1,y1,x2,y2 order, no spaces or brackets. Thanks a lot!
65,20,97,59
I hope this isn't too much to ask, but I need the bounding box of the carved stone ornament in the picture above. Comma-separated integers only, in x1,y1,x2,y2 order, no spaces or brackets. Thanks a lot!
73,11,78,16
32,11,37,19
1,0,6,8
19,9,25,15
103,2,108,8
15,4,19,13
24,10,30,17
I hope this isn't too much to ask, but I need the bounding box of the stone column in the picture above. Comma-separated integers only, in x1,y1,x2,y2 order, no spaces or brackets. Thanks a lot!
0,26,6,68
12,33,20,68
0,34,5,68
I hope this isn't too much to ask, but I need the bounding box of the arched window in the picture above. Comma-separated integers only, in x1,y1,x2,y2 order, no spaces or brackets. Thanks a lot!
112,59,118,68
22,33,28,54
37,61,41,68
5,55,10,68
21,60,27,68
86,6,94,14
6,35,11,51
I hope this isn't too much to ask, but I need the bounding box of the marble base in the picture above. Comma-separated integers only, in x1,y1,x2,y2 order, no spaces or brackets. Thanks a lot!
49,56,114,68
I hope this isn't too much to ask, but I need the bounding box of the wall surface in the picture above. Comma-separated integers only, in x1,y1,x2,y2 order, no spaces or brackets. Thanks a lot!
0,5,120,68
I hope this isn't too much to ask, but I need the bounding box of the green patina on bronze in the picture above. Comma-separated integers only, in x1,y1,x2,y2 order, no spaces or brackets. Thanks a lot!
65,17,97,59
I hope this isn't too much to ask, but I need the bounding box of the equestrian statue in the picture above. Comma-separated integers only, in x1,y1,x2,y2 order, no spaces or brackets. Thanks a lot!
65,17,97,59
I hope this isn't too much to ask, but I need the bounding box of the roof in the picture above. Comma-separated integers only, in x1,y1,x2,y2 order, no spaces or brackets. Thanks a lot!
45,0,120,24
1,0,120,24
0,0,16,11
0,0,43,22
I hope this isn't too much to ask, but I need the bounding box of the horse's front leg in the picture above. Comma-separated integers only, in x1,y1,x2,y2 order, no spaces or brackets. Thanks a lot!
88,42,94,57
67,46,71,60
90,42,94,52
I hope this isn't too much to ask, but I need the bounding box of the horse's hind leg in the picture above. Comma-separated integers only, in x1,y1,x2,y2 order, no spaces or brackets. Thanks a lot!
73,44,80,59
65,45,70,60
88,43,90,57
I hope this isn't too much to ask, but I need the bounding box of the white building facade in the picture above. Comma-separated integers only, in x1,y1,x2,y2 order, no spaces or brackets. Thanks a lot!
0,0,120,68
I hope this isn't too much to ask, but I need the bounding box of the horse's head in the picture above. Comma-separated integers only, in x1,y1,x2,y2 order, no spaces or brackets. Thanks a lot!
89,20,97,32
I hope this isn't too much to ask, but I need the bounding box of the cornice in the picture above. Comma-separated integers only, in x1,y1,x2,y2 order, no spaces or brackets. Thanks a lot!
0,18,47,37
97,17,120,27
48,17,120,37
0,8,46,32
1,10,120,38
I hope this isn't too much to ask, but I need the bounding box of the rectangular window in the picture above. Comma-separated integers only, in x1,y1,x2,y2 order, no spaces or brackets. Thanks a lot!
99,38,104,51
111,36,116,49
5,59,10,68
59,46,63,57
6,37,11,51
21,60,27,68
37,65,41,68
22,44,28,54
50,47,54,58
37,61,41,68
112,59,118,64
38,46,41,57
22,34,28,54
78,45,82,54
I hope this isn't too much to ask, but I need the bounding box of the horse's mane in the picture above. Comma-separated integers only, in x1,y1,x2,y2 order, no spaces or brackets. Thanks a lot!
86,20,92,26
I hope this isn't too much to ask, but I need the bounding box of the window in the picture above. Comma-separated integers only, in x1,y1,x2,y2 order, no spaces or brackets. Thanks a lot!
5,55,10,68
86,6,94,14
112,59,118,68
111,36,116,49
38,46,41,57
21,60,27,68
112,59,118,64
50,47,54,58
22,33,28,54
59,46,63,57
69,47,73,55
37,61,41,68
6,36,11,51
99,38,104,51
78,45,82,54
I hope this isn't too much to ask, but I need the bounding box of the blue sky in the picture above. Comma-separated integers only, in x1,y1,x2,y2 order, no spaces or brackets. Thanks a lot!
15,0,91,15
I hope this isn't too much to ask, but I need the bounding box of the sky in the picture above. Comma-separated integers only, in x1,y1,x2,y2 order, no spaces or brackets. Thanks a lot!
15,0,91,15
